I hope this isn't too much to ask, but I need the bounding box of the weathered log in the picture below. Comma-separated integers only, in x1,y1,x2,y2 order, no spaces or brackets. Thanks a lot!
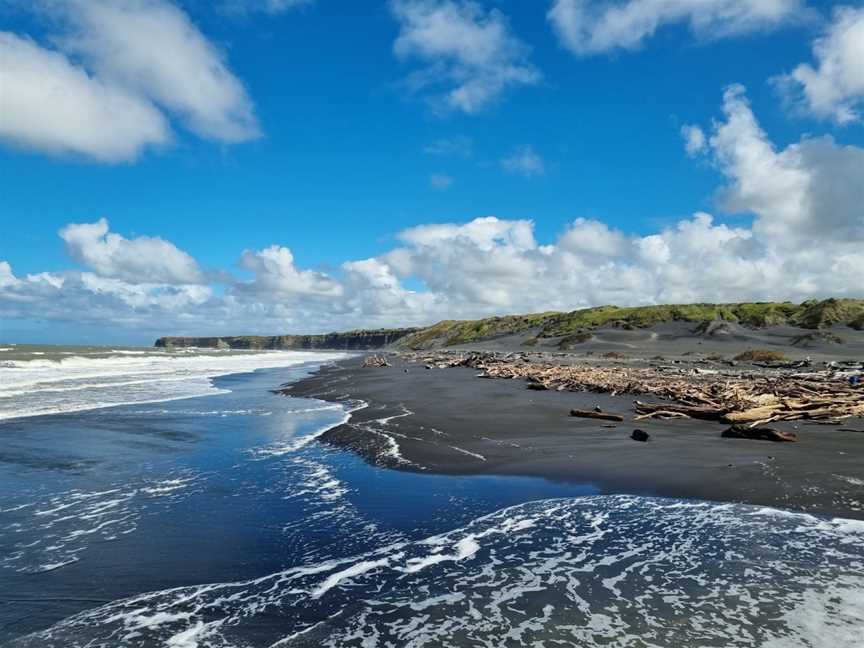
721,425,798,442
634,410,691,420
634,400,725,421
570,409,625,422
363,354,391,367
722,405,781,423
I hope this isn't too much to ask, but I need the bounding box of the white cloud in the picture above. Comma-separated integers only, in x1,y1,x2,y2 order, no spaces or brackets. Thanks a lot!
548,0,806,55
390,0,540,113
236,245,343,297
2,88,862,337
429,172,454,188
59,218,205,284
57,0,260,142
0,0,258,162
0,261,19,289
0,32,170,162
777,6,864,123
681,124,706,156
501,146,545,177
559,218,628,257
706,84,864,246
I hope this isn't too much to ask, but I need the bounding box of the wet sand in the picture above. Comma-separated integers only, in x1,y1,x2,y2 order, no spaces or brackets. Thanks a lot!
288,355,864,520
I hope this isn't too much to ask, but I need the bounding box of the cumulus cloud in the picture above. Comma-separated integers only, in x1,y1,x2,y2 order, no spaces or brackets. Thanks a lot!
706,84,864,246
776,6,864,123
0,32,170,162
0,262,19,289
501,146,545,177
0,0,258,162
56,0,259,142
548,0,806,55
59,218,205,284
390,0,540,113
236,245,343,298
681,124,706,156
2,87,862,337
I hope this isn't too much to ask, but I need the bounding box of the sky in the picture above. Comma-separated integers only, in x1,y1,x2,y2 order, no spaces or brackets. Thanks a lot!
0,0,862,345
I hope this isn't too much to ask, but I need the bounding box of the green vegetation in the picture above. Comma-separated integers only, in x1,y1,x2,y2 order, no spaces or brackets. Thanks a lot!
789,298,864,329
733,349,788,363
394,299,864,349
394,313,557,350
558,332,593,350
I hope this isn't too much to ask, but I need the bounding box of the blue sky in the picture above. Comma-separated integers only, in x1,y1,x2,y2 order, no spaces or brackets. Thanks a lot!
1,0,863,344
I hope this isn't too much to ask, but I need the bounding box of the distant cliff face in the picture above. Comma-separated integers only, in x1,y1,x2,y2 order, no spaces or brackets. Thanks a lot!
154,328,420,351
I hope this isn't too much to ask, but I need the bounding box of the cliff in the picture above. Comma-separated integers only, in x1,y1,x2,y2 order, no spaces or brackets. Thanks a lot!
154,328,420,351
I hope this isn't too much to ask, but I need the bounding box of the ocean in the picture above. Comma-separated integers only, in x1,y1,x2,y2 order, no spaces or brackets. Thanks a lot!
0,345,861,647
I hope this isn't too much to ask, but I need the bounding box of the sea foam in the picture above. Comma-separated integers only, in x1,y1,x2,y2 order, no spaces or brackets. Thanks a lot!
0,349,348,420
11,495,864,648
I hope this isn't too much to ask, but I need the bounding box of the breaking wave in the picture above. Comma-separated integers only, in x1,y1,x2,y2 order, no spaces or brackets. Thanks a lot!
0,349,348,420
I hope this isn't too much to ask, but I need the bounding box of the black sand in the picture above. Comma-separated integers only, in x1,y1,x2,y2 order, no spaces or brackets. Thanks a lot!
288,355,864,520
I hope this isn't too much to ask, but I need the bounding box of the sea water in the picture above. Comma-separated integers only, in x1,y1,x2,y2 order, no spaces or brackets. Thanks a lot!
0,346,861,647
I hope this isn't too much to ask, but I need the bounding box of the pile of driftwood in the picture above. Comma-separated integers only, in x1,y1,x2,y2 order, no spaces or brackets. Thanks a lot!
402,351,863,427
362,354,391,368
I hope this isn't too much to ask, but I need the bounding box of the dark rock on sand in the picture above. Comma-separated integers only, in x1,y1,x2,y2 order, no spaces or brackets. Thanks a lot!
631,429,650,442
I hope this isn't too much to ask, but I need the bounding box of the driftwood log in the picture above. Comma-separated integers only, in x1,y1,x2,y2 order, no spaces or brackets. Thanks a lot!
570,409,625,422
721,425,798,442
363,354,391,368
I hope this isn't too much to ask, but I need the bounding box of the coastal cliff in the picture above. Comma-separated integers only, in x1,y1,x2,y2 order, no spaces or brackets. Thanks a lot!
155,328,420,351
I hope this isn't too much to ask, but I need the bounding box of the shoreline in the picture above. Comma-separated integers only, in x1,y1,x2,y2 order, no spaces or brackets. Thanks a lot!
286,353,864,520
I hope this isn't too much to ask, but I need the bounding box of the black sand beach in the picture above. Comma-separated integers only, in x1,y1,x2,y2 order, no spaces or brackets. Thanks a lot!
289,354,864,520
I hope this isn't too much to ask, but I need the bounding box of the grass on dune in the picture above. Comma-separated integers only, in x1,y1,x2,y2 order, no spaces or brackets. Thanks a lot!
395,299,864,349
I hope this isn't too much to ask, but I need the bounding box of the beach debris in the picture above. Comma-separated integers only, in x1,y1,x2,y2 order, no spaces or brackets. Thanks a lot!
721,425,798,442
399,350,864,426
631,429,650,442
570,409,625,422
363,354,391,368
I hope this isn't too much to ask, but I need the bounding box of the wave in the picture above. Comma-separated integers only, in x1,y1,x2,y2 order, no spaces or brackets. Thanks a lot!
0,350,349,421
11,495,864,647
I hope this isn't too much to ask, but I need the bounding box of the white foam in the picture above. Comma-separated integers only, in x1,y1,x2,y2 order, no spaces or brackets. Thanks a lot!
1,471,202,574
834,474,864,487
13,496,864,648
0,350,348,420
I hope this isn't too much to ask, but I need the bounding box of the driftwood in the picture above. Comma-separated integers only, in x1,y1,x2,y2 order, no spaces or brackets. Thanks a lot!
722,425,798,442
634,401,725,421
570,409,625,422
402,350,863,426
363,354,391,368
